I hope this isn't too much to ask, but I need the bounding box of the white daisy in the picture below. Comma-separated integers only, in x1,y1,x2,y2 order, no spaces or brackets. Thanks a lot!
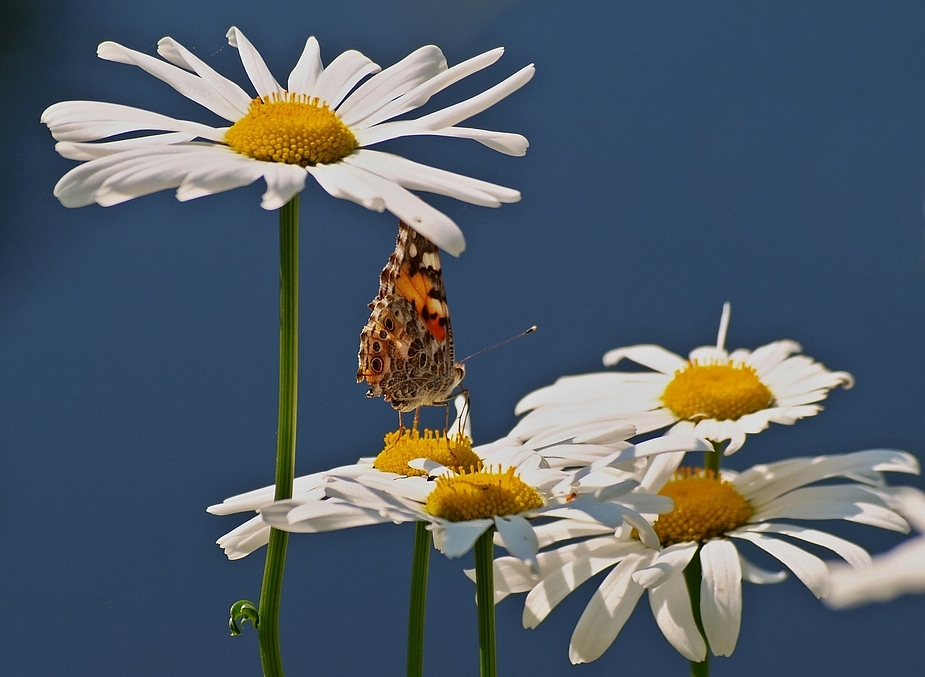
826,485,925,607
41,27,534,255
260,436,679,571
487,448,919,663
210,398,711,562
511,303,854,454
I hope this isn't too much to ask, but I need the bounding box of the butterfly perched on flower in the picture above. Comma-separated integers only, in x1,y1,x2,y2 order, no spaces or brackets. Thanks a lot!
357,222,465,423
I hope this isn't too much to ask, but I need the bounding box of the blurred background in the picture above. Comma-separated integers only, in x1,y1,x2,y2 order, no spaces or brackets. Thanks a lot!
2,1,924,675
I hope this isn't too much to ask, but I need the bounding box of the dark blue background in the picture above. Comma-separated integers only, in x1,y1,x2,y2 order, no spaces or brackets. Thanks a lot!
3,1,924,674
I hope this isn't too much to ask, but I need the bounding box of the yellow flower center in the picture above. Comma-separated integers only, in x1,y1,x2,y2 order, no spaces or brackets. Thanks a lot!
224,93,358,166
373,428,481,477
424,467,544,522
653,468,753,546
660,359,773,421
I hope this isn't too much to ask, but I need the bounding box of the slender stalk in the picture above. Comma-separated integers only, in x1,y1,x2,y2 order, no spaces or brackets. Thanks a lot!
257,195,300,677
683,545,709,677
407,522,431,677
474,529,497,677
704,441,723,475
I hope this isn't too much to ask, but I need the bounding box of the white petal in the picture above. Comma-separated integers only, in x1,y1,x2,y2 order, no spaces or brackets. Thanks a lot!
752,484,910,532
738,522,871,568
729,531,829,597
355,64,534,146
261,498,390,532
312,49,380,109
568,552,649,664
532,518,614,549
226,27,283,98
426,126,530,156
42,101,224,142
343,150,520,206
435,520,493,558
648,572,707,661
601,344,687,373
356,47,504,129
700,540,742,656
156,37,253,116
633,542,698,589
54,133,195,160
338,45,446,127
259,163,308,210
96,41,246,122
288,36,323,95
312,162,465,255
826,537,925,608
495,515,539,569
306,161,386,210
215,515,270,560
739,553,788,584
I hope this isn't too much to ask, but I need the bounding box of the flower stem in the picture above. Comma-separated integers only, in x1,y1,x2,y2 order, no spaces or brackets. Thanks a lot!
407,521,431,677
257,195,300,677
683,545,709,677
704,441,723,475
474,528,497,677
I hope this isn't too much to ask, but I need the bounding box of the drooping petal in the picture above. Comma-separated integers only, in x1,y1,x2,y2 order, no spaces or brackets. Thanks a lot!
495,515,539,571
602,344,688,373
434,520,493,558
156,37,253,116
729,531,829,597
259,162,308,210
41,101,225,143
426,126,529,156
648,572,707,661
700,540,742,656
568,552,650,664
737,522,871,568
632,542,698,589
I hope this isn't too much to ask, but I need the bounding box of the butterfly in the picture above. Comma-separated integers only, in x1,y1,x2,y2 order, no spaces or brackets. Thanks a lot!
357,222,466,426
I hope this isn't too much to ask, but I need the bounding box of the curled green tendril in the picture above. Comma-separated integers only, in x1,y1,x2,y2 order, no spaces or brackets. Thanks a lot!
229,599,259,636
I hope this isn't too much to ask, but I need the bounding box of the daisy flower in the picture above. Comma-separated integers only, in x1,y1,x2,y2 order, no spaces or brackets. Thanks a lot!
487,448,919,663
511,303,853,454
260,436,677,570
209,398,711,562
41,27,534,255
826,485,925,607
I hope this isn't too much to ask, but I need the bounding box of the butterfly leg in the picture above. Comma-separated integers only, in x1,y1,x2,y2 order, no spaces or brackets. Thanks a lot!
412,407,421,432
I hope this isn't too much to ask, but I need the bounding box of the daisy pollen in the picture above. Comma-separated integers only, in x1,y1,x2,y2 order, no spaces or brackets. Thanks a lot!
660,360,773,422
424,466,544,522
653,468,753,546
373,427,480,476
224,93,357,166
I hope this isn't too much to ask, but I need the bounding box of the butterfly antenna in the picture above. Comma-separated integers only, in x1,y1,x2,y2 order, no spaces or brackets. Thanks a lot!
459,326,537,364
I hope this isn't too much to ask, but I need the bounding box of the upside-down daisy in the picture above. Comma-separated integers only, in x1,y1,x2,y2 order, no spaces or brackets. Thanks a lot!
511,304,853,454
486,447,919,662
41,27,534,255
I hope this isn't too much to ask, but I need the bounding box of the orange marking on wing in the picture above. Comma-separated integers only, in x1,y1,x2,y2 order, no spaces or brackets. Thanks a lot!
395,268,447,342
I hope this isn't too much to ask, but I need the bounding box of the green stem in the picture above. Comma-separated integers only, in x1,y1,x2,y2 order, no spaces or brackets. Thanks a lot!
474,529,497,677
257,195,300,677
683,545,709,677
407,522,431,677
704,440,723,475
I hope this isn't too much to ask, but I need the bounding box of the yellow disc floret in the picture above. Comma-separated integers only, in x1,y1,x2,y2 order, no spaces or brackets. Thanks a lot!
373,428,481,477
660,359,773,421
424,466,544,522
653,468,753,546
224,93,357,166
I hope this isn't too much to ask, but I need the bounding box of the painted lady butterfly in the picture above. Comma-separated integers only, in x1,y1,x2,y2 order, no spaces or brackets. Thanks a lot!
357,222,465,416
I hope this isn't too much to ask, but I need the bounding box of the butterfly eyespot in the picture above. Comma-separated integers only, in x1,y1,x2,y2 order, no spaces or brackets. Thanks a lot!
379,329,388,339
372,341,381,353
384,318,395,331
371,357,384,373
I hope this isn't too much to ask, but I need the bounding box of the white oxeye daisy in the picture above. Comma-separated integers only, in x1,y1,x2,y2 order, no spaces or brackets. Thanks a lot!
261,437,675,571
41,27,534,255
511,303,853,454
487,448,919,663
826,485,925,608
208,403,478,559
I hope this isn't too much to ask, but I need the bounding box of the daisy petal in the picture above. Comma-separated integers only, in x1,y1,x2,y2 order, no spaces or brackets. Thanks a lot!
738,522,871,568
259,163,308,210
435,520,493,558
633,542,698,589
739,553,788,584
729,531,829,597
426,126,530,156
41,101,225,143
601,344,687,373
648,571,707,662
226,27,284,98
312,49,380,109
288,36,323,95
700,539,742,656
156,37,253,116
568,553,649,664
495,515,539,571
